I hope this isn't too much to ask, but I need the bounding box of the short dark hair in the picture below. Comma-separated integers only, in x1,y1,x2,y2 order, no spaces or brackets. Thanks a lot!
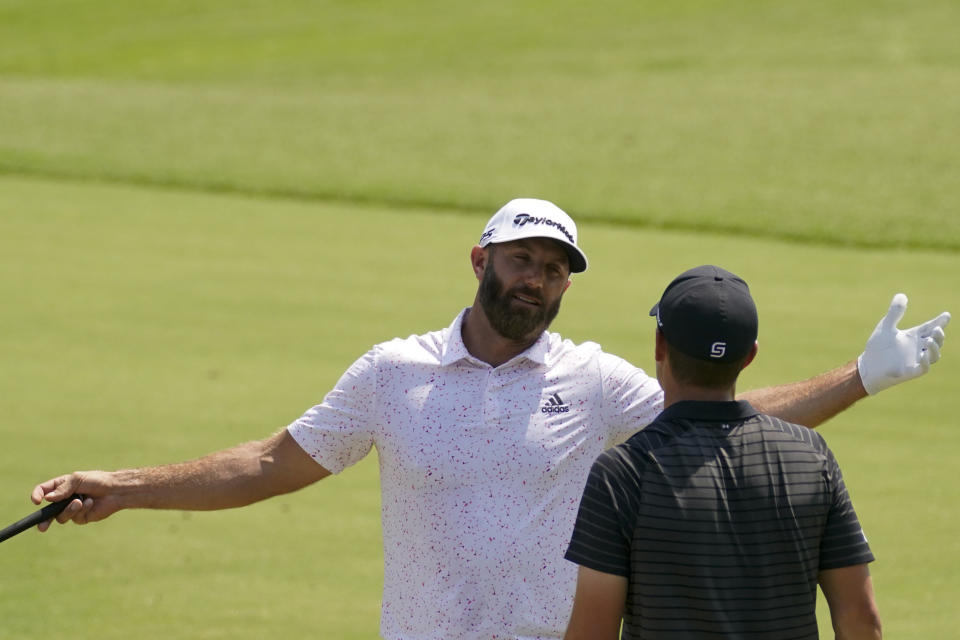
663,331,747,390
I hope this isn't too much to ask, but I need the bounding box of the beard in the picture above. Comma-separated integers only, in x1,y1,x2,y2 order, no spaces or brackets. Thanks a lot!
477,263,562,341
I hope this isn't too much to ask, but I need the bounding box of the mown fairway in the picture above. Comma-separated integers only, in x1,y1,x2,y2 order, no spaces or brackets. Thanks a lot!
1,1,958,638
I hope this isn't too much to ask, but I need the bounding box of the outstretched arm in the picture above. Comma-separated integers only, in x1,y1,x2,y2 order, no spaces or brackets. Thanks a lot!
30,429,330,530
741,360,865,428
742,293,949,428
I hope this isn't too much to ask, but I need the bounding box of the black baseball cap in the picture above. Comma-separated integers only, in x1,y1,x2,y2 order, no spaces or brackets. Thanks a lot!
649,265,758,364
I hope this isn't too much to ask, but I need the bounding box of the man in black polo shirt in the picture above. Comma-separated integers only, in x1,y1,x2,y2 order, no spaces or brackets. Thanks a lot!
563,265,882,639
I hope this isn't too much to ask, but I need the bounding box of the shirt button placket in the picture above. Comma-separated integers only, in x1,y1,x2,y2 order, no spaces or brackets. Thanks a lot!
482,365,497,426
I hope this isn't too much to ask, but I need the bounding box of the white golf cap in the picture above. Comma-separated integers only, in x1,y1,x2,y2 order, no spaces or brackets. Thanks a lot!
478,198,588,273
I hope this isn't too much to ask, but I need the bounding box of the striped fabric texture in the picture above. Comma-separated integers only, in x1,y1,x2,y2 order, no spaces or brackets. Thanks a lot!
565,400,874,639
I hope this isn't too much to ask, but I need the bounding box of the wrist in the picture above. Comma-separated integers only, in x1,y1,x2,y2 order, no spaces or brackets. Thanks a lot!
104,469,149,509
854,354,873,396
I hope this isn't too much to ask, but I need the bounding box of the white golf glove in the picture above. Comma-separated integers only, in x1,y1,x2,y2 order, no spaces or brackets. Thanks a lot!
857,293,951,395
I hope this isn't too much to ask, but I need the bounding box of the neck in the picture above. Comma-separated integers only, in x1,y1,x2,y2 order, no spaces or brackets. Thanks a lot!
660,381,737,410
461,302,540,368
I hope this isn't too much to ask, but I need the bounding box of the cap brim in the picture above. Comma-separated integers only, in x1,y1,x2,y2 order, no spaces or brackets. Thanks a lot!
564,246,588,273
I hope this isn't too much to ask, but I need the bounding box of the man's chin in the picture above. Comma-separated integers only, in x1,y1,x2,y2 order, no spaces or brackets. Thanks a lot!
500,317,552,342
489,314,543,342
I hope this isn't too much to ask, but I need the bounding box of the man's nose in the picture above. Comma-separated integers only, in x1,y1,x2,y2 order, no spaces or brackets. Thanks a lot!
521,262,546,289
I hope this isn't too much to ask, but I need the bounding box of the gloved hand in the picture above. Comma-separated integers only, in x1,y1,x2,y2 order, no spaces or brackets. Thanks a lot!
857,293,950,395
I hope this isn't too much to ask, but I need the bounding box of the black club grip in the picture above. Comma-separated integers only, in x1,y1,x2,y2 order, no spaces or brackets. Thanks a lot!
0,494,83,543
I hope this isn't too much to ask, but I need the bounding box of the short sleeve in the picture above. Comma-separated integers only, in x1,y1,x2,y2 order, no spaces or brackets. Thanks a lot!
597,352,664,444
819,447,875,570
287,348,379,474
565,449,639,577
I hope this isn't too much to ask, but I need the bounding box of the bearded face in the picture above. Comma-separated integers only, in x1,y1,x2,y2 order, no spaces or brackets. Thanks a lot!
477,251,563,341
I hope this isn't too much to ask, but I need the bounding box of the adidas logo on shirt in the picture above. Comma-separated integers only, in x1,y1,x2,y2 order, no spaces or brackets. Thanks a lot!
541,393,570,414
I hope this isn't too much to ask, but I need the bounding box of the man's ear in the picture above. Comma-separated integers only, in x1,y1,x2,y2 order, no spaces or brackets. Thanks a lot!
654,329,667,364
740,341,759,371
470,245,488,280
563,279,572,293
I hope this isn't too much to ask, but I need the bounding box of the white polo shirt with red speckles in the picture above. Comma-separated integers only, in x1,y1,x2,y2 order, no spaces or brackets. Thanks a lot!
288,309,663,639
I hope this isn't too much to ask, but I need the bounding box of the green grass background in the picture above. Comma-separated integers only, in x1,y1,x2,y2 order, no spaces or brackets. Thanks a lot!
1,0,958,637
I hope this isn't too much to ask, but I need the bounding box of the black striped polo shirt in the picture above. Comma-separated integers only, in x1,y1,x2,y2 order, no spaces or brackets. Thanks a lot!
565,400,874,639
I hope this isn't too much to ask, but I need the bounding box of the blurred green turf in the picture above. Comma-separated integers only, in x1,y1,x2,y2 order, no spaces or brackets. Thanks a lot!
1,176,957,638
1,0,958,249
1,0,958,636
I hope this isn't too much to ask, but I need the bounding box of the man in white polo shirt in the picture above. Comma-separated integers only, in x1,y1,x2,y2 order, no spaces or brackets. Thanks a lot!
30,198,950,639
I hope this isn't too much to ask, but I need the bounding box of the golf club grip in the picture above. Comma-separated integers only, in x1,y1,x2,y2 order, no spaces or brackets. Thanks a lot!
0,494,83,543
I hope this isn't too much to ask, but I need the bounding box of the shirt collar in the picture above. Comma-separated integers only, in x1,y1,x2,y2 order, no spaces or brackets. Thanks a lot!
657,400,759,423
441,308,550,367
